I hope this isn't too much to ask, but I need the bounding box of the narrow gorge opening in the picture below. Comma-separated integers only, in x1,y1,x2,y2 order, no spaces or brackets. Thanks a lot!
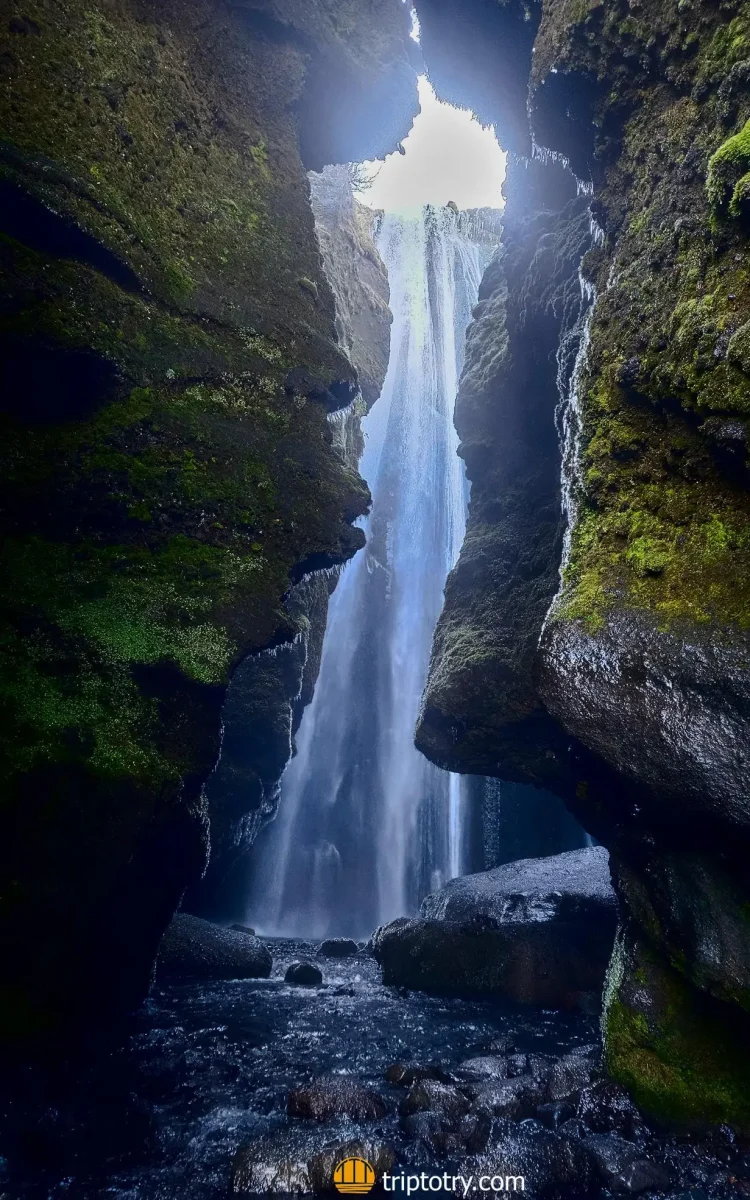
244,78,503,938
229,77,588,939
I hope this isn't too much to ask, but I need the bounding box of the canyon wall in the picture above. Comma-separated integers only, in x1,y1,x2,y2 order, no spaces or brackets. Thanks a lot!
187,165,392,919
0,0,416,1035
416,0,750,1129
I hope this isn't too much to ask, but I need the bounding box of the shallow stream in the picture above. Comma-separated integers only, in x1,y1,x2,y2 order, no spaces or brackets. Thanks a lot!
2,942,747,1199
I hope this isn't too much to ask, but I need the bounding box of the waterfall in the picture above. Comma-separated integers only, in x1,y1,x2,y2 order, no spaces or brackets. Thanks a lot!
246,206,493,939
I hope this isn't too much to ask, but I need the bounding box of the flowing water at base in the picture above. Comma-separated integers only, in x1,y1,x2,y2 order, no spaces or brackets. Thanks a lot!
0,944,595,1199
2,946,744,1200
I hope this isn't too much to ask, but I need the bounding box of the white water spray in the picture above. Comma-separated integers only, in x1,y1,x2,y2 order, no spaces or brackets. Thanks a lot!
247,207,493,938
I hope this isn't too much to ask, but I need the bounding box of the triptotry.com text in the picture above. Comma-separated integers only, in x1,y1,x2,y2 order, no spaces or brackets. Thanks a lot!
383,1173,525,1194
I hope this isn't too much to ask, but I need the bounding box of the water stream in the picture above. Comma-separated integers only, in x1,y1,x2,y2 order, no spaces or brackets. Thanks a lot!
247,207,494,939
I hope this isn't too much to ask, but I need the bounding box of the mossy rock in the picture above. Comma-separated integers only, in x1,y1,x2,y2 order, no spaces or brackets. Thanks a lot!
0,0,416,1036
604,925,750,1133
707,119,750,219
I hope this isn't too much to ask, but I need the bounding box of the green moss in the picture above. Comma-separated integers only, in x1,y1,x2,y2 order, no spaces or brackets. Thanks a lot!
604,932,750,1132
707,119,750,217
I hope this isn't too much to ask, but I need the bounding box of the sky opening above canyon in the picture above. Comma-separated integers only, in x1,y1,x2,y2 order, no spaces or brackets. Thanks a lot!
357,75,507,213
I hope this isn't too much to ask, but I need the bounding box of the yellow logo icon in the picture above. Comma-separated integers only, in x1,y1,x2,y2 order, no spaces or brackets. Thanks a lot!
333,1157,376,1195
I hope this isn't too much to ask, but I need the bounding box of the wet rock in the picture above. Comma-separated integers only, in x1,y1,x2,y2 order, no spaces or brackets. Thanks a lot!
602,924,750,1132
468,1075,547,1121
400,1111,466,1158
415,170,593,790
474,1035,516,1055
454,1056,510,1082
548,1054,598,1100
285,961,323,987
539,609,750,840
308,1138,396,1192
385,1063,453,1087
583,1134,673,1193
421,846,615,926
374,913,615,1007
231,923,256,936
157,914,272,980
577,1081,642,1138
318,938,359,958
399,1079,471,1121
373,851,616,1007
232,1131,313,1193
536,1100,576,1130
472,1119,597,1197
519,1054,555,1082
287,1077,389,1123
309,167,392,412
232,1131,396,1194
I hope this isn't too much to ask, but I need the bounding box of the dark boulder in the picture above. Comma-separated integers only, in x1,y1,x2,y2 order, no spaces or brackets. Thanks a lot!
454,1056,510,1082
307,1139,396,1192
287,1077,389,1123
231,923,256,936
470,1119,597,1198
385,1063,453,1086
536,1100,576,1130
372,849,617,1007
399,1080,470,1121
548,1054,598,1101
318,938,359,958
231,1130,395,1194
421,846,615,925
285,961,323,987
231,1129,315,1193
582,1134,673,1194
576,1081,642,1139
156,914,271,981
467,1075,547,1121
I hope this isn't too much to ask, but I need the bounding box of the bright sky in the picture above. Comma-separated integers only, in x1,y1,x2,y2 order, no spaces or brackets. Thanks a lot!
357,76,506,214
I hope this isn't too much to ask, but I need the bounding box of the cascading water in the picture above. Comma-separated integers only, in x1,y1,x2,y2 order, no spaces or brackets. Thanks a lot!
247,206,494,938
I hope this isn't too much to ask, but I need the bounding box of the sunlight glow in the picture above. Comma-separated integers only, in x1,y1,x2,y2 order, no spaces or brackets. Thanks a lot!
357,77,506,214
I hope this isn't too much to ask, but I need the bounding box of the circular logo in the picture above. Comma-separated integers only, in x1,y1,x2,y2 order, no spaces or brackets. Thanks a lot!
333,1157,376,1195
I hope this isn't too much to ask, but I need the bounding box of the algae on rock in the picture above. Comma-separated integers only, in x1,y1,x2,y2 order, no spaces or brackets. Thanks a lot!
0,0,417,1034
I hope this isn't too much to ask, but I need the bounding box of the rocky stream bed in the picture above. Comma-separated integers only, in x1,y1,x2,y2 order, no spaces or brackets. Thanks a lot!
2,940,748,1199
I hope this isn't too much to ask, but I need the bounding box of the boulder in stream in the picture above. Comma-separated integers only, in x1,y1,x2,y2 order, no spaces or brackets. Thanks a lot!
285,961,323,986
156,913,272,980
318,937,359,957
231,1130,395,1194
287,1076,389,1122
372,848,617,1007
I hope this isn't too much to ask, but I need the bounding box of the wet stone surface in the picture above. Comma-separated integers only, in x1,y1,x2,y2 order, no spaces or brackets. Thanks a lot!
1,939,749,1198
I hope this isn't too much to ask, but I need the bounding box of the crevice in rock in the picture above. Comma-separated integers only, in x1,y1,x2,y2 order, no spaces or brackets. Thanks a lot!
0,178,144,294
0,334,122,424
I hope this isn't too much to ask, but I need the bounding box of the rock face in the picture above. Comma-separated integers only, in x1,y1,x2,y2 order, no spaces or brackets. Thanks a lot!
156,913,272,980
186,169,392,922
310,165,392,412
0,0,416,1036
415,0,750,1130
184,572,334,920
372,849,617,1007
415,161,593,788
